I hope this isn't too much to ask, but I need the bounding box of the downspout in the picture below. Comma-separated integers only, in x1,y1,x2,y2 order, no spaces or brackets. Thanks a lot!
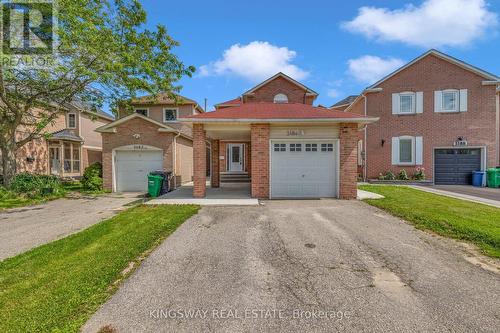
496,89,499,166
363,94,368,182
173,132,181,190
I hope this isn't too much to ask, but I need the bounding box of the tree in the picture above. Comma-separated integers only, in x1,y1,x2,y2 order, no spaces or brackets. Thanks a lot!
0,0,195,186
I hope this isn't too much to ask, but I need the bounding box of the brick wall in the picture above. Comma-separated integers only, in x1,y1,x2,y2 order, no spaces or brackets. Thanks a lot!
363,54,498,181
211,139,220,188
339,123,358,199
193,124,206,198
101,117,174,191
243,76,314,104
250,124,270,198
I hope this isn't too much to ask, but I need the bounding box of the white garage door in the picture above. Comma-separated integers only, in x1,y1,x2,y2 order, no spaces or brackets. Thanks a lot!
115,150,163,192
271,141,337,198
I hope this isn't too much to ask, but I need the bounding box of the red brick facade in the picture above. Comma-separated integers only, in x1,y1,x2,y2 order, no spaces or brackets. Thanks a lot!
243,76,315,105
358,53,499,181
101,117,174,190
193,124,206,198
250,124,270,198
339,123,359,199
211,139,220,188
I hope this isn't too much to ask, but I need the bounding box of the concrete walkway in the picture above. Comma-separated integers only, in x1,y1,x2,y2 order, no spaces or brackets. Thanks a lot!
409,185,500,208
147,183,259,206
0,193,142,260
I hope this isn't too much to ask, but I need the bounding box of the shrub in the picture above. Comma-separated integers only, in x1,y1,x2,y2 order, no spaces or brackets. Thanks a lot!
413,167,426,180
397,169,410,181
81,162,103,191
378,171,396,180
9,173,63,198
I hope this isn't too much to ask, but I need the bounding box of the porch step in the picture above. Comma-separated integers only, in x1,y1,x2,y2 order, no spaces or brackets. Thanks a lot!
220,173,251,183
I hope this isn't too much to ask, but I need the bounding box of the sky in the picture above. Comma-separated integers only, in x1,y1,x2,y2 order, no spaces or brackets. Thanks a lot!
139,0,500,110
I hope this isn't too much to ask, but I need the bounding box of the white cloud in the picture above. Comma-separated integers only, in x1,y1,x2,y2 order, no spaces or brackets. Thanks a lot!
347,55,405,84
198,41,309,82
342,0,498,48
327,88,341,98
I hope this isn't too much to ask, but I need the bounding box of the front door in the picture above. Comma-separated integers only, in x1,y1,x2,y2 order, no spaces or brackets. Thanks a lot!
228,144,243,172
49,147,61,175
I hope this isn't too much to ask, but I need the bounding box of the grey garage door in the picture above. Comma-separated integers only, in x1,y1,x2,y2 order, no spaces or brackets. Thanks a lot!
434,148,481,185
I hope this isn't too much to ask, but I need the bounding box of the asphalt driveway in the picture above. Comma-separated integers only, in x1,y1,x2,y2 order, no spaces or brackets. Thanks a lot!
83,200,500,333
0,193,141,260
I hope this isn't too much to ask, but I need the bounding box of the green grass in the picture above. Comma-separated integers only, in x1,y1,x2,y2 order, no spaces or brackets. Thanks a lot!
360,185,500,258
0,204,199,332
62,181,110,196
0,187,64,210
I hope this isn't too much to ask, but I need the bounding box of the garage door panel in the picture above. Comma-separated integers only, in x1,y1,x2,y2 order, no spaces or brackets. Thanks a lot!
434,148,481,185
115,150,163,192
271,141,337,198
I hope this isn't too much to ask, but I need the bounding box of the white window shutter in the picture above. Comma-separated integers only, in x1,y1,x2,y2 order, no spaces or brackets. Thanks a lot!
415,136,423,165
434,91,442,112
392,93,400,114
392,137,400,165
459,89,468,112
416,92,423,113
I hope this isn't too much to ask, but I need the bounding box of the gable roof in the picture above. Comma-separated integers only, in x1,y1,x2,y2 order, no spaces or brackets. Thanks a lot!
132,93,205,113
95,112,190,139
331,95,358,108
368,49,500,89
242,72,318,97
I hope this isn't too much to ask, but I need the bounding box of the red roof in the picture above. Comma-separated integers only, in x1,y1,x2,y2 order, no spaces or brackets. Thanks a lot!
182,102,367,120
214,97,242,107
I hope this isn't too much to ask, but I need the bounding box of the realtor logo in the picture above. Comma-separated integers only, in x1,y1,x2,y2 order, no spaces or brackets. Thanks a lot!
1,0,54,55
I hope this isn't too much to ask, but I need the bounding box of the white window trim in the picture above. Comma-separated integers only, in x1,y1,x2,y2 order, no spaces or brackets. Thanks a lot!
399,92,416,114
134,107,149,117
397,136,416,165
273,93,289,104
440,89,459,113
163,107,179,122
67,112,77,129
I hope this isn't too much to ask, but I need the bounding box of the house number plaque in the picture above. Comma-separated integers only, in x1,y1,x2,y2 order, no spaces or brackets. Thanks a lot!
287,129,304,136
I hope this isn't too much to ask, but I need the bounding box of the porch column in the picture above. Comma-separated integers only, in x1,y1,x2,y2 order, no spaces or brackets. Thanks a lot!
193,123,206,198
211,139,220,188
339,123,358,199
250,123,270,199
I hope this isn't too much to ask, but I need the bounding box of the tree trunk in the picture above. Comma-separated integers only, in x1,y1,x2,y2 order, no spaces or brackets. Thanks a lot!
1,139,17,187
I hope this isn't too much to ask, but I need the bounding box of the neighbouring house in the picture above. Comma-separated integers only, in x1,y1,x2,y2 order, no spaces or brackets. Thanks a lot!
340,49,500,185
97,94,205,192
1,103,113,178
180,72,378,199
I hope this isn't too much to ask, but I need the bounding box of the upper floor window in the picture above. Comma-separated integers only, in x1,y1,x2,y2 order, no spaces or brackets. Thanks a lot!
135,108,148,117
163,108,178,122
273,93,288,104
435,89,467,113
67,113,76,129
392,92,423,115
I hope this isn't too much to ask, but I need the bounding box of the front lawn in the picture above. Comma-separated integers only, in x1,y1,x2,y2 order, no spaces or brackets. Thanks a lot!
359,185,500,258
0,204,199,332
0,186,64,210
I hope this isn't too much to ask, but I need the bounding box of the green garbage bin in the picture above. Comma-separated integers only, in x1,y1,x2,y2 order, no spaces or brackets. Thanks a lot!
148,174,164,197
486,168,500,188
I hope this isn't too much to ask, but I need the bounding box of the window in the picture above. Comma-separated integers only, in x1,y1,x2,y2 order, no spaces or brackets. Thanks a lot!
63,142,80,173
135,108,148,116
399,139,413,163
67,113,76,129
274,143,286,152
400,94,415,114
273,93,288,104
321,143,333,152
442,90,458,112
289,143,302,152
305,143,317,152
163,108,178,122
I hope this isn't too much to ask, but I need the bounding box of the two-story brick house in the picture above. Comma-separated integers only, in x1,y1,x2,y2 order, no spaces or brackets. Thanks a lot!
341,50,500,185
97,94,205,192
2,104,114,178
181,73,378,199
